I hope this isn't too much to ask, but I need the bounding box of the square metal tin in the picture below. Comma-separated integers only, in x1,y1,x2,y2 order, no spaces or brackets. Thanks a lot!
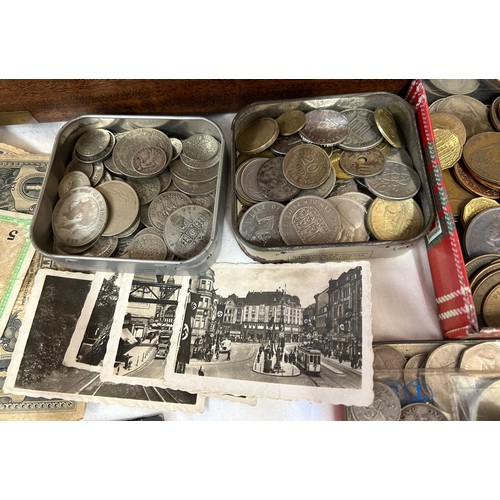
31,114,226,275
230,92,435,262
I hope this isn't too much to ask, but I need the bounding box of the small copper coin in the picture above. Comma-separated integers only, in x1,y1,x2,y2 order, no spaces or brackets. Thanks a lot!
483,284,500,327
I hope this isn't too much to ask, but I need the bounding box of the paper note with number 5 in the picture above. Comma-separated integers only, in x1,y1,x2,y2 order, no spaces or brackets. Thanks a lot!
0,209,35,335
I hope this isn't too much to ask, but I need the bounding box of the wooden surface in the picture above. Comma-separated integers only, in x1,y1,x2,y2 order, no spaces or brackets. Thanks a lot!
0,79,411,122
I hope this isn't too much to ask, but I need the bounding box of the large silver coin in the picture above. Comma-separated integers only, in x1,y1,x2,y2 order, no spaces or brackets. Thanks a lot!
128,232,168,261
282,144,331,189
459,342,500,371
182,134,220,162
385,147,414,168
58,170,91,198
170,157,218,183
299,110,349,147
400,403,448,421
236,157,269,204
52,186,108,247
339,148,386,178
65,159,94,178
239,201,285,247
429,79,480,95
74,128,115,163
148,191,192,231
172,175,217,196
96,180,140,237
364,161,421,200
278,195,341,246
464,207,500,259
326,196,369,242
126,176,161,204
163,204,213,259
339,108,383,151
131,146,167,177
373,345,407,386
256,156,301,202
350,382,401,421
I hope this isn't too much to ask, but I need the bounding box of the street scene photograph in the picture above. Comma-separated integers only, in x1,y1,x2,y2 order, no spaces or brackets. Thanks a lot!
165,261,374,406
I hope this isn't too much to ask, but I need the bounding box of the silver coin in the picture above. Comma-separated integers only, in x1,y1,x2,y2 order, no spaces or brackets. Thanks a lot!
269,133,304,155
170,157,218,183
403,353,428,400
179,150,220,170
459,342,500,371
157,170,172,192
338,108,383,151
96,180,140,237
182,134,220,162
131,146,167,177
113,213,141,239
373,345,407,386
170,137,183,160
282,144,331,189
278,195,341,246
65,159,94,178
239,201,285,247
385,147,414,168
172,175,217,196
256,156,300,202
429,79,480,95
339,148,386,177
326,196,369,242
58,170,91,198
139,203,154,227
328,178,360,197
128,232,168,261
364,161,421,200
74,128,115,163
338,191,374,209
163,204,213,259
464,207,500,259
148,191,192,231
191,192,216,211
52,186,108,247
126,176,161,204
80,236,119,257
296,168,336,199
350,382,401,421
400,403,448,421
471,379,500,421
299,110,349,147
53,237,98,255
236,157,269,204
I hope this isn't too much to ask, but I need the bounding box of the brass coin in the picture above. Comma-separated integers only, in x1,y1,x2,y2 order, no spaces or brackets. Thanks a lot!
339,148,386,178
235,117,279,155
433,128,462,169
282,144,331,189
463,132,500,184
490,96,500,132
465,254,500,279
367,197,424,241
430,111,467,146
275,110,306,137
461,197,500,227
471,270,500,324
483,283,500,327
469,260,500,295
331,150,352,179
374,108,405,148
441,169,476,218
453,161,500,200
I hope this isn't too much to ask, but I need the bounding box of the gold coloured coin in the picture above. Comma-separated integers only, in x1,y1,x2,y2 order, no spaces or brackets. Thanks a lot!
275,110,306,137
367,197,424,241
461,197,500,227
483,283,500,327
430,111,467,146
463,132,500,184
433,128,462,169
441,169,476,217
453,161,500,200
235,117,279,155
374,108,405,148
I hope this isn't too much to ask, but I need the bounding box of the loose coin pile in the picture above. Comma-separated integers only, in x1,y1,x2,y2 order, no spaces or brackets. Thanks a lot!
348,340,500,420
235,106,425,248
51,127,221,261
429,90,500,328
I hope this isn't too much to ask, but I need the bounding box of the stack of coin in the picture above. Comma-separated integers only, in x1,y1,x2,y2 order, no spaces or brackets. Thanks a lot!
347,339,500,420
235,106,425,248
51,127,220,261
428,90,500,328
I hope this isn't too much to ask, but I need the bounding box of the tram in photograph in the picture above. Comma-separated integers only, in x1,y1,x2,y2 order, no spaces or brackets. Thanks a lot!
296,345,321,375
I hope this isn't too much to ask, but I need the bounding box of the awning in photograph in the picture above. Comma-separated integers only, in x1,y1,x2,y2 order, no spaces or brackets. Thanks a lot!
121,328,138,345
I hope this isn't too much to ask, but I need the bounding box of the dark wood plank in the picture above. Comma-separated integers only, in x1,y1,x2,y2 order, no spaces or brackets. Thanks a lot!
0,79,411,122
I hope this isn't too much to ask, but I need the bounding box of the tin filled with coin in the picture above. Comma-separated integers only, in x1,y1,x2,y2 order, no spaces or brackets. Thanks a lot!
231,92,435,263
31,115,226,275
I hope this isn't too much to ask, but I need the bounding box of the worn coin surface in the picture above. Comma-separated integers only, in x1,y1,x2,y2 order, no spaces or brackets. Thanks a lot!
269,134,304,155
339,148,386,178
433,128,462,169
453,161,500,199
128,232,168,261
385,147,414,168
182,134,220,162
463,132,500,184
131,146,167,177
278,195,341,246
326,196,369,242
429,79,480,95
172,175,217,196
350,381,401,421
403,353,428,400
373,345,407,385
472,270,500,324
282,144,331,189
465,254,500,279
58,170,91,198
364,161,421,200
339,108,383,151
367,198,424,241
483,284,500,327
236,117,280,155
275,110,306,136
170,157,218,183
148,191,192,231
296,168,336,199
126,176,161,205
52,186,108,247
400,403,448,421
74,128,115,163
471,379,500,421
80,235,119,258
374,108,405,148
460,341,500,371
441,169,476,217
299,110,349,147
239,201,285,247
65,159,94,178
463,206,500,258
236,157,269,205
256,156,301,202
430,111,467,146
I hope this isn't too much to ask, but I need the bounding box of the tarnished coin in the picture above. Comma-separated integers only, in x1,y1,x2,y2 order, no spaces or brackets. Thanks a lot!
239,201,285,247
157,170,172,192
275,110,306,136
367,198,424,241
53,237,97,255
170,157,218,183
460,341,500,371
191,192,215,212
282,144,331,189
490,96,500,132
339,148,386,178
403,353,428,400
328,178,359,197
170,137,183,160
65,159,94,178
58,170,91,198
364,161,421,200
463,132,500,184
465,254,500,279
483,284,500,327
256,156,301,202
463,206,500,258
128,232,168,261
299,109,349,147
430,111,467,146
461,197,500,227
74,128,115,163
269,133,304,155
469,260,500,293
172,175,217,197
339,108,383,151
182,134,220,162
52,186,108,247
131,146,167,176
326,196,369,242
472,270,500,325
235,117,279,155
163,204,213,259
373,345,407,386
453,161,500,200
400,403,448,421
441,169,476,218
96,180,140,237
385,147,414,168
278,195,341,246
350,382,401,421
339,191,374,209
374,108,405,148
235,157,268,205
429,79,480,95
433,128,462,169
126,176,161,205
80,236,119,258
296,168,336,199
148,191,192,231
471,379,500,421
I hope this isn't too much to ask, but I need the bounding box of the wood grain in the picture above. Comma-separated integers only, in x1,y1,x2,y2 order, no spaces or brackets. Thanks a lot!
0,79,411,122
